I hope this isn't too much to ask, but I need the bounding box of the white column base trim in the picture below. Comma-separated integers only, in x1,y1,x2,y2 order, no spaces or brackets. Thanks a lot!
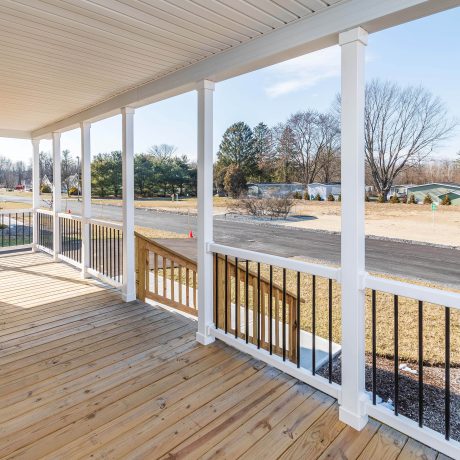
339,405,368,431
196,331,216,345
122,292,136,302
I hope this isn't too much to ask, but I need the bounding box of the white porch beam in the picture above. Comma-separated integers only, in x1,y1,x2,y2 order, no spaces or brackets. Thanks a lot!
0,129,32,140
52,132,61,261
196,80,215,346
31,138,40,252
80,121,91,279
121,107,136,302
339,26,369,431
30,0,459,139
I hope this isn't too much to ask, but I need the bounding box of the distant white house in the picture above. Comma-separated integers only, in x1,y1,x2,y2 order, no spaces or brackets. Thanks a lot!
247,182,305,198
307,182,341,201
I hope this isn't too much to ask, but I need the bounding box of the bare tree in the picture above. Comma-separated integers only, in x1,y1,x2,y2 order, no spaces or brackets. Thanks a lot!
147,144,177,161
279,110,340,186
364,80,457,200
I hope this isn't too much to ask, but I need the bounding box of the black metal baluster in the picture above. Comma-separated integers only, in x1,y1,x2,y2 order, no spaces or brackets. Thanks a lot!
297,272,301,368
328,278,333,383
394,295,399,416
372,290,377,405
117,229,121,282
28,212,31,244
418,300,424,427
245,260,249,344
8,213,11,246
269,265,273,355
109,227,113,279
282,268,286,362
312,274,316,375
1,214,4,246
235,257,239,339
257,262,261,349
215,253,219,329
445,306,451,440
15,212,18,244
21,212,24,245
224,255,228,334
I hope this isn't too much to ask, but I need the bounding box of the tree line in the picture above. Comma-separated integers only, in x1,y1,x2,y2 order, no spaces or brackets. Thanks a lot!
215,79,458,200
0,79,458,201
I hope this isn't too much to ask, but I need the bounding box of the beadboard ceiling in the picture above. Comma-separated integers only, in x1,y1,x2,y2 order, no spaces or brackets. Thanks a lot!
0,0,343,133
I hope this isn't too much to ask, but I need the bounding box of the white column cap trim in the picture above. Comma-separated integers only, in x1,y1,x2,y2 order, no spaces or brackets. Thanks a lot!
196,80,215,91
121,106,135,115
31,138,40,148
339,27,368,46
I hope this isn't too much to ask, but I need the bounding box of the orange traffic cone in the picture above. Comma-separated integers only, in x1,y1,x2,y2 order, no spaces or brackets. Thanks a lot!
189,230,193,238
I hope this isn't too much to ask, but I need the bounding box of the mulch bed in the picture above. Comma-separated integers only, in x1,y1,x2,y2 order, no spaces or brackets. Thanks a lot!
317,353,460,440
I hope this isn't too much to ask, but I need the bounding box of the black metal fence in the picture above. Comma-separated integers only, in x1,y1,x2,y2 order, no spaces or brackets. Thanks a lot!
37,212,53,251
213,252,339,384
90,222,123,283
59,216,82,263
0,211,33,247
370,290,455,441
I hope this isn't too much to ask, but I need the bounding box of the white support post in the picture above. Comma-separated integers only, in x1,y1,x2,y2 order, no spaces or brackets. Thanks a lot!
196,80,215,346
31,138,40,252
52,132,61,261
121,107,136,302
80,121,91,278
339,27,369,430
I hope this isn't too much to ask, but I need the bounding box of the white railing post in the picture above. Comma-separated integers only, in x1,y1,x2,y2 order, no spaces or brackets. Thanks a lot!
31,138,40,252
80,121,91,278
52,132,61,261
121,107,136,302
339,26,369,430
196,79,216,345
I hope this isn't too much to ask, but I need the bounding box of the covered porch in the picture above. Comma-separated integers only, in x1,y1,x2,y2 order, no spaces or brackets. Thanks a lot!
0,251,440,459
1,1,460,458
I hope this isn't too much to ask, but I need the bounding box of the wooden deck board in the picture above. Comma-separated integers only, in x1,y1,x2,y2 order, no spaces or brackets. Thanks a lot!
0,251,448,459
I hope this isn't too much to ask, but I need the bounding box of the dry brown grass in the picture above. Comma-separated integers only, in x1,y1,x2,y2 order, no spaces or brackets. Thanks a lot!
227,263,459,367
0,201,32,210
135,225,188,240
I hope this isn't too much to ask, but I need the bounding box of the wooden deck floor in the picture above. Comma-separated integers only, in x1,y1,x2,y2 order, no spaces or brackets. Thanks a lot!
0,251,446,459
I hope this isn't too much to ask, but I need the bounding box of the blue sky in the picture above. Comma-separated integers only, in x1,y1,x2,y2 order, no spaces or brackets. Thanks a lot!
2,6,459,163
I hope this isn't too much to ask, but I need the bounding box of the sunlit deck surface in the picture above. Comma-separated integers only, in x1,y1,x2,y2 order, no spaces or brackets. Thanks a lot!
0,251,446,459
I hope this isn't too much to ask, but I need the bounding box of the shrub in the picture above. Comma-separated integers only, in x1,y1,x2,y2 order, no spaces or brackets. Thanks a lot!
408,194,416,204
228,196,294,219
303,191,310,200
223,165,246,198
389,194,400,204
41,184,51,194
0,223,7,230
293,191,302,200
337,194,341,202
327,193,335,202
68,186,79,196
441,195,452,205
377,194,385,203
364,194,370,202
423,194,433,205
314,193,322,201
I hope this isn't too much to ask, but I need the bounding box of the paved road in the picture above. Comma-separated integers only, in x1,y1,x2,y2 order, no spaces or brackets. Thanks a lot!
2,195,459,287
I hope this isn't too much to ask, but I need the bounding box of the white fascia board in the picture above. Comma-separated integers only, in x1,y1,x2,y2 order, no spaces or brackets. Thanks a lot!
31,0,460,139
0,129,32,140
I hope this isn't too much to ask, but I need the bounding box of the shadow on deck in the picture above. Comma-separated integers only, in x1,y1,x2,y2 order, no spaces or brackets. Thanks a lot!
0,251,445,459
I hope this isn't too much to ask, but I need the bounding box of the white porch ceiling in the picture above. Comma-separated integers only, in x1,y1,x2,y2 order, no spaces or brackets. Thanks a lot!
0,0,344,134
0,0,458,140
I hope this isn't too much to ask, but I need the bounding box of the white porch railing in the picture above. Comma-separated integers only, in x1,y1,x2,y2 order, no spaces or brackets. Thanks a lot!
204,242,460,459
34,209,123,288
0,208,33,251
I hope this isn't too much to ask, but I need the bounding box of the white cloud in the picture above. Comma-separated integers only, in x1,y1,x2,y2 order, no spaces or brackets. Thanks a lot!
264,46,341,98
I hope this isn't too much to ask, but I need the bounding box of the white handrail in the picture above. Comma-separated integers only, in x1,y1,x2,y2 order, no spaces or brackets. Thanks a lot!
208,242,340,280
36,208,53,216
365,274,460,310
58,212,82,221
88,218,123,231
